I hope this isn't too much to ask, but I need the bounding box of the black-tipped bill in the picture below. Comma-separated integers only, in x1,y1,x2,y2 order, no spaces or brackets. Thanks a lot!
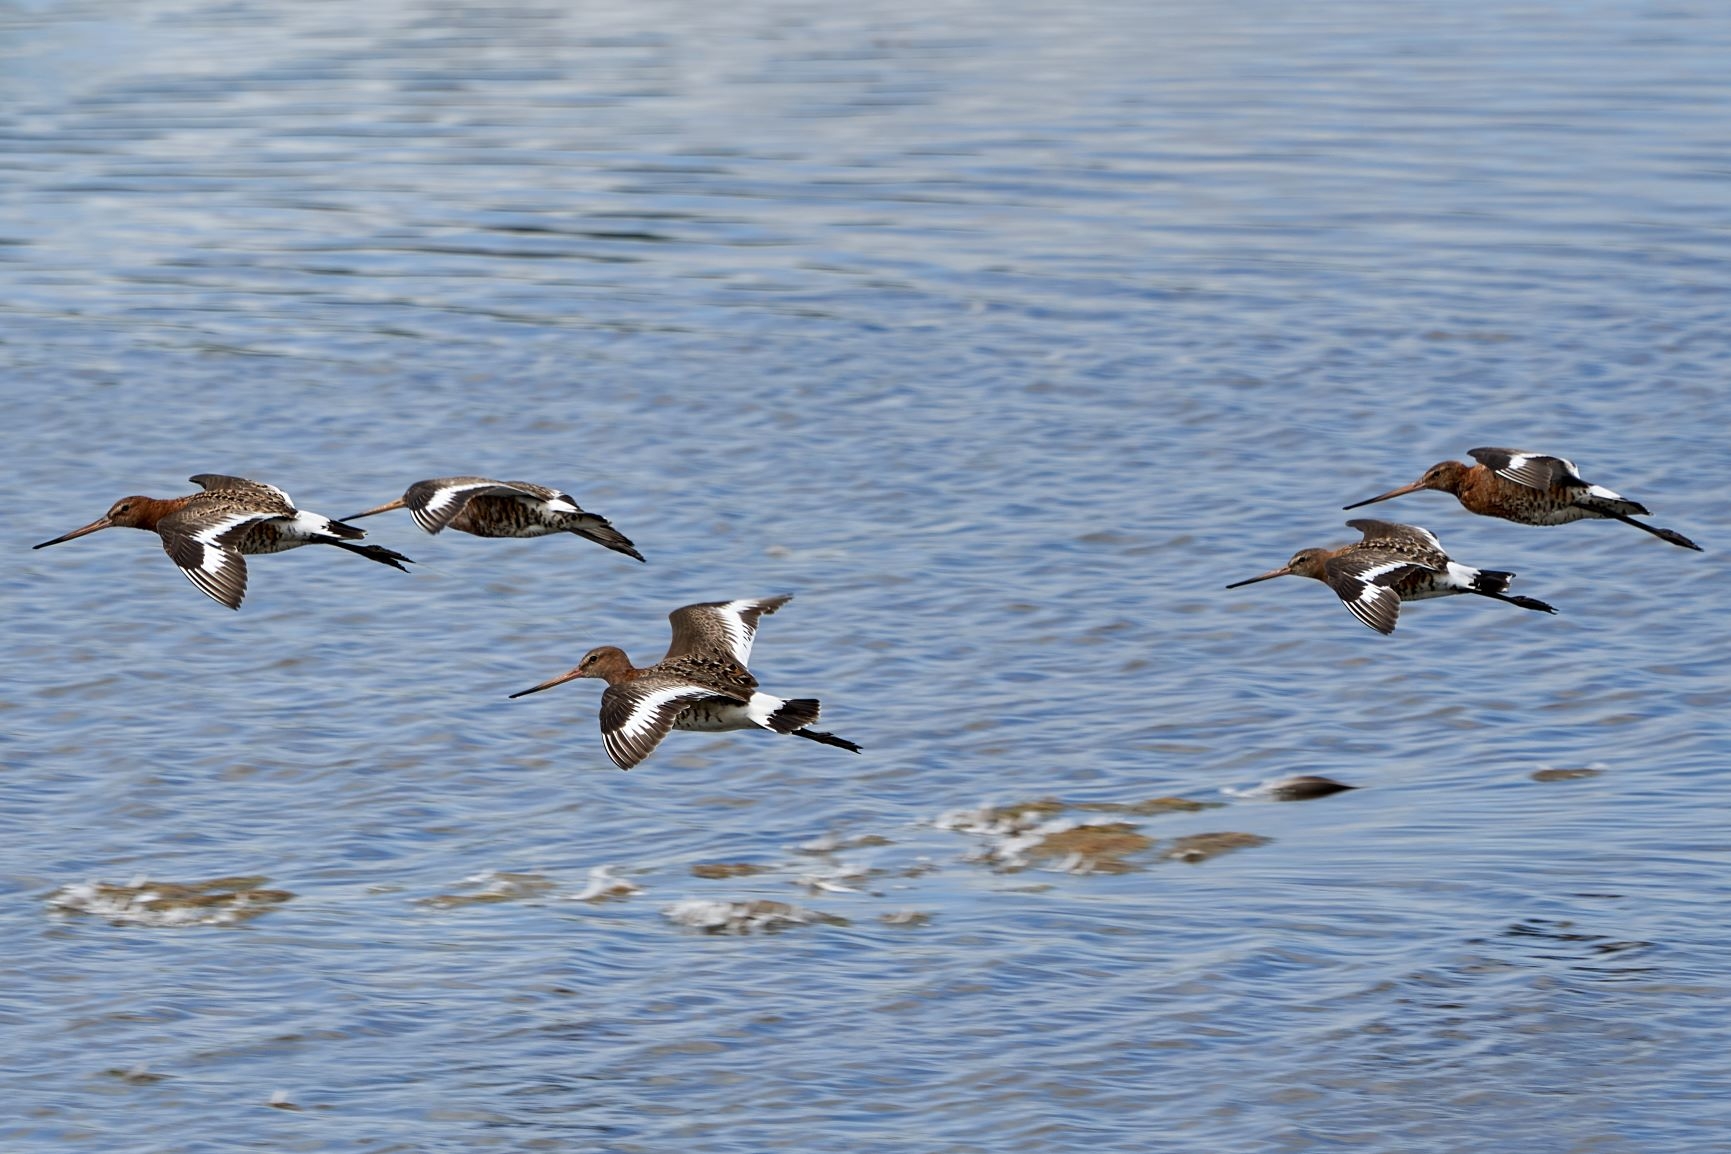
1342,480,1426,511
508,667,585,699
33,516,113,549
1224,566,1293,589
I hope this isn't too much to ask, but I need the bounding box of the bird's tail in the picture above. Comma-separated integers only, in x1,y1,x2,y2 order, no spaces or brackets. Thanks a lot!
1471,569,1514,596
760,697,862,753
764,697,821,734
571,515,646,563
1467,569,1557,615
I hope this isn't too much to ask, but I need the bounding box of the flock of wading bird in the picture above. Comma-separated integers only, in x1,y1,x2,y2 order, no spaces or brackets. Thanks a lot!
30,448,1700,765
31,474,860,771
1227,446,1701,633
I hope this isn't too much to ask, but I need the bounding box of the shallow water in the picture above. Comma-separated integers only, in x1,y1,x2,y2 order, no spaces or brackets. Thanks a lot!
4,1,1731,1149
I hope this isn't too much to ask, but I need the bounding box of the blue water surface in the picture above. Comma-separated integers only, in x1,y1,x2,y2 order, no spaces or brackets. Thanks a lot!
3,1,1730,1150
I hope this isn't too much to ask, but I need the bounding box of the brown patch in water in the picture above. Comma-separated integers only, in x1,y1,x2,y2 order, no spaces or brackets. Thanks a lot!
1024,823,1153,873
48,876,294,926
1531,767,1603,782
691,862,771,879
1079,796,1220,815
1164,832,1272,863
420,871,555,909
984,798,1067,822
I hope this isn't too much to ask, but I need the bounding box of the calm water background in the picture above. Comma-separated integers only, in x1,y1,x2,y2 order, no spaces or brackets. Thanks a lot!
4,0,1731,1149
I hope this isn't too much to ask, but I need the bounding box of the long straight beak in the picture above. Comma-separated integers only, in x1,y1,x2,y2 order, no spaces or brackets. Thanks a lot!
33,516,113,549
508,668,585,699
1225,566,1293,589
1342,480,1426,510
341,496,407,522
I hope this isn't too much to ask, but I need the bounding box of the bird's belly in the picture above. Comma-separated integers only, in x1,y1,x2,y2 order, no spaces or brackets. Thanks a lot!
673,702,757,733
1396,572,1467,600
452,498,563,538
1471,489,1594,526
231,526,308,555
1515,504,1595,526
453,514,559,538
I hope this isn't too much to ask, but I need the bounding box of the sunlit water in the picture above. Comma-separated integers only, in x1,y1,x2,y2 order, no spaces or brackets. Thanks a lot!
4,1,1731,1149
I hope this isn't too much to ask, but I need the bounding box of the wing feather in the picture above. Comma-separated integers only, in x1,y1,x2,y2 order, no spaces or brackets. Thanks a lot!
158,507,259,609
188,474,295,509
664,596,793,664
598,682,729,770
400,477,572,533
1325,553,1423,635
1466,448,1583,492
1346,519,1443,552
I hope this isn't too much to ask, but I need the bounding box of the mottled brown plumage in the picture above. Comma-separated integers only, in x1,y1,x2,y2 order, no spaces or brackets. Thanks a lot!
344,476,643,561
1345,448,1701,550
1226,519,1557,634
509,596,860,770
34,474,413,609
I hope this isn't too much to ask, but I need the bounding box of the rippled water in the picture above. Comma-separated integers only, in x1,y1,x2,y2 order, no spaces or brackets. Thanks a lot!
5,1,1731,1149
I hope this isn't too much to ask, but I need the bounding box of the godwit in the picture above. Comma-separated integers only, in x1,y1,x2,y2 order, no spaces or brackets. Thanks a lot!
1344,447,1700,550
1226,519,1557,634
509,595,860,770
343,477,643,561
33,474,413,609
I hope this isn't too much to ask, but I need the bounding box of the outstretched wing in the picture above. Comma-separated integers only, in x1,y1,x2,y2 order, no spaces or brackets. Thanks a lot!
1466,448,1584,492
1323,549,1426,635
1346,519,1444,552
664,596,793,665
598,680,734,770
399,477,529,533
157,505,264,610
188,474,295,510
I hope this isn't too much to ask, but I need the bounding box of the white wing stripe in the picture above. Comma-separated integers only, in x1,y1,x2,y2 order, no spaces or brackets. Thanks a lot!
190,510,262,547
410,482,502,532
615,685,705,741
1354,560,1410,584
713,599,767,664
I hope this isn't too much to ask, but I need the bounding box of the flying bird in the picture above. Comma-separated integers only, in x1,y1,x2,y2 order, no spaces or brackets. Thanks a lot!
344,477,643,561
1226,519,1557,634
33,474,412,609
509,595,860,770
1344,447,1700,550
